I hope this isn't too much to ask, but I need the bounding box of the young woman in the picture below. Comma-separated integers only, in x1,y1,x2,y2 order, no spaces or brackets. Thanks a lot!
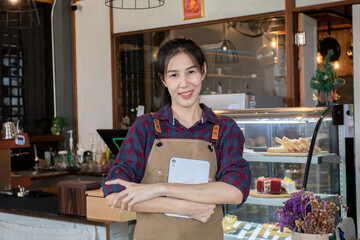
102,37,251,240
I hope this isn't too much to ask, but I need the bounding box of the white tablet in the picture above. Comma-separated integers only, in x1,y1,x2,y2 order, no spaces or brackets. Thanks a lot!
166,157,210,218
167,157,210,184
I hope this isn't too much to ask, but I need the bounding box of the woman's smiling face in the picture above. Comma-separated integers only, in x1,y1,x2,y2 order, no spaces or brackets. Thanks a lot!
162,52,206,110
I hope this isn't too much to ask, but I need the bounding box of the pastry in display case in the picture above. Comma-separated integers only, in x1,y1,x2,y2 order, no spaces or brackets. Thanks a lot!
214,105,349,240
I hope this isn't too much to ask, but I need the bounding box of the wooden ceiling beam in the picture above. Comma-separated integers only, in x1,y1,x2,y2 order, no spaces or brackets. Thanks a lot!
318,23,352,31
35,0,54,4
35,0,81,3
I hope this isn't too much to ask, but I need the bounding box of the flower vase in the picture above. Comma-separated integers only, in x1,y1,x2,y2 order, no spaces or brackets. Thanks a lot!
291,232,329,240
51,122,60,135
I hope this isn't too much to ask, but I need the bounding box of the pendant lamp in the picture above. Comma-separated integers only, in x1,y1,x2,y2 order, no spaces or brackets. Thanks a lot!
214,23,239,64
0,0,40,28
105,0,165,9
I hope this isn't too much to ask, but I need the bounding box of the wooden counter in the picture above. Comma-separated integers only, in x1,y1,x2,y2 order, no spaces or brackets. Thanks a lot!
11,170,69,180
0,189,133,240
0,194,108,226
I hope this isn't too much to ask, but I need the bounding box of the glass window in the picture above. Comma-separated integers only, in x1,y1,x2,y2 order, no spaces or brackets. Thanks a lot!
114,16,286,127
0,2,53,135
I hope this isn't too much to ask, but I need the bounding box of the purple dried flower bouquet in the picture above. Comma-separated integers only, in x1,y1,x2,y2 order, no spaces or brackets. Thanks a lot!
274,189,344,234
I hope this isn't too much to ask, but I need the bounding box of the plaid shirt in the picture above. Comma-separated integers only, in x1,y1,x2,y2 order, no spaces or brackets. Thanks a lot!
102,103,251,204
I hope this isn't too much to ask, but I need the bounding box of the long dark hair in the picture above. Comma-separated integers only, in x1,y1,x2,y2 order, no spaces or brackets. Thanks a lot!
155,37,207,107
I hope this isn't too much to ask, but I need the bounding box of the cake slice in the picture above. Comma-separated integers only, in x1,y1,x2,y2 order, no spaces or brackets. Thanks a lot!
256,177,282,194
281,177,297,193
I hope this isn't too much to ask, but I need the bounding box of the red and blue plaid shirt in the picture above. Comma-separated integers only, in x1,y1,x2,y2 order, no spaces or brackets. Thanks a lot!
102,103,251,204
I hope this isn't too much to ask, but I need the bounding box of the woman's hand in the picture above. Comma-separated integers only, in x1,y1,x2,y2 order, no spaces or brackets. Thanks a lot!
180,201,216,223
105,179,163,212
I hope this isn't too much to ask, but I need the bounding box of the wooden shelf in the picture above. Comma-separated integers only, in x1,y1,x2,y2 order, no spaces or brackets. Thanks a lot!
0,133,30,149
203,50,257,60
29,135,65,143
246,193,337,206
207,74,264,80
243,152,339,164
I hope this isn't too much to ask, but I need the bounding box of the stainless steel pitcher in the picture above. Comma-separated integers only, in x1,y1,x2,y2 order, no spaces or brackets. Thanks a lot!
1,121,16,139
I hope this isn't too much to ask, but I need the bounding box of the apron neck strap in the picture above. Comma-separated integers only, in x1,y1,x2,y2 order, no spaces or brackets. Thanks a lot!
208,124,219,152
151,113,162,136
153,118,163,147
211,124,219,142
154,118,162,135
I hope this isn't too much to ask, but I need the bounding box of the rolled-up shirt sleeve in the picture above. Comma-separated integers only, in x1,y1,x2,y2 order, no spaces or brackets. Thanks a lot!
215,116,251,206
102,116,148,197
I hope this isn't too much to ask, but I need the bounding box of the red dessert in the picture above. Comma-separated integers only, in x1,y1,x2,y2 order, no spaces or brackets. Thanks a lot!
256,177,282,194
268,178,282,193
256,177,267,193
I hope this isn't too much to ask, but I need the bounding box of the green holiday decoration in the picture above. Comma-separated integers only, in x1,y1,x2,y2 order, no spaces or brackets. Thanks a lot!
310,49,345,104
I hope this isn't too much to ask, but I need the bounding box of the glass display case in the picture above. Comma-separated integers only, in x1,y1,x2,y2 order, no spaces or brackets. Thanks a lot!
215,106,348,240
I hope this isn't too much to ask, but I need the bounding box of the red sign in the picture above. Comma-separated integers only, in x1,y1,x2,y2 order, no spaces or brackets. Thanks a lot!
183,0,204,20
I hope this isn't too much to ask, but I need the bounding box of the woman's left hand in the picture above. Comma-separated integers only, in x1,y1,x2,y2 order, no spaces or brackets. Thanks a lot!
105,179,162,212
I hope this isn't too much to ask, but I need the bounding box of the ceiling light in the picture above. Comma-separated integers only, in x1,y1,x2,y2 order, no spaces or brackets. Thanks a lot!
0,0,40,28
317,52,323,64
214,23,239,64
105,0,165,9
271,39,277,48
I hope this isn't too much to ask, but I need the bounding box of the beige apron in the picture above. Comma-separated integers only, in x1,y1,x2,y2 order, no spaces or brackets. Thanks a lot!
134,119,223,240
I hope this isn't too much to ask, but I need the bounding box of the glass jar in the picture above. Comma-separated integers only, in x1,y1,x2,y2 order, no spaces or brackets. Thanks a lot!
80,163,88,172
95,162,106,173
83,151,92,163
87,162,95,173
58,150,69,170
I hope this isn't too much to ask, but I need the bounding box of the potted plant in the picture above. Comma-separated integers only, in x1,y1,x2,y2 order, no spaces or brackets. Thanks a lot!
51,117,69,135
274,189,346,240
